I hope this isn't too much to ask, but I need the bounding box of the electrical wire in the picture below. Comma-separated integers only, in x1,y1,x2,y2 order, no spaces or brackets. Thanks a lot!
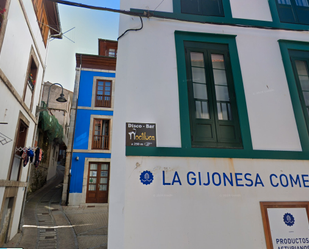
117,16,143,40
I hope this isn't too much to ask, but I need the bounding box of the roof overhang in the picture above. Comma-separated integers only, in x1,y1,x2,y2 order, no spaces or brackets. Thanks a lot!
45,0,62,38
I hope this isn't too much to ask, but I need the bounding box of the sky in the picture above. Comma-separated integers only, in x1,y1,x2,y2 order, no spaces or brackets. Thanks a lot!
44,0,120,91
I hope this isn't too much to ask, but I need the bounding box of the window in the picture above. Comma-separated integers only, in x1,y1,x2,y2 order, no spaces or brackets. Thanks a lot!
180,0,224,16
184,41,242,148
290,50,309,133
95,80,112,108
108,48,116,57
27,57,38,91
92,119,110,150
276,0,309,24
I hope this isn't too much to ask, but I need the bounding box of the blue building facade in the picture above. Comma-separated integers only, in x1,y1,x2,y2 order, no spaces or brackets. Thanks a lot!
67,39,117,205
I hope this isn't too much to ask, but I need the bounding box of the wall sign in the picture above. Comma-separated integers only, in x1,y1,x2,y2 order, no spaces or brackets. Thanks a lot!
260,202,309,249
126,123,156,147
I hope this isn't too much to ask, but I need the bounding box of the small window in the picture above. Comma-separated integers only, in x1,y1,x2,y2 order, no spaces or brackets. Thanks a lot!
184,41,242,148
181,0,224,17
276,0,309,24
108,48,116,57
95,80,112,108
92,119,110,150
28,57,38,92
290,50,309,133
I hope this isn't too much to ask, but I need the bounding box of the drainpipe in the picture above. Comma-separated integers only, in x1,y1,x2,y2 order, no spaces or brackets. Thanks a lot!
63,62,81,205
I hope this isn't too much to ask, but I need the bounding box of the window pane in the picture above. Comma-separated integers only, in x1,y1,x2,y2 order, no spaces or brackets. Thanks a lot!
106,82,110,86
98,81,103,86
295,0,309,6
193,83,208,100
90,164,98,170
100,178,108,184
105,87,110,91
97,91,103,95
211,54,225,69
101,164,108,170
98,86,103,90
299,76,309,91
99,185,107,191
88,185,96,191
89,177,97,184
195,101,209,119
101,171,108,177
192,67,206,83
303,91,309,105
217,103,231,120
213,69,227,85
105,92,110,96
90,171,97,177
215,86,230,101
190,52,204,67
278,0,291,4
296,60,308,75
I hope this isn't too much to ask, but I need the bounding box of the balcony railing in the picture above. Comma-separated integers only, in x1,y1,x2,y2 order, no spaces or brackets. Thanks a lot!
92,135,109,150
95,96,111,108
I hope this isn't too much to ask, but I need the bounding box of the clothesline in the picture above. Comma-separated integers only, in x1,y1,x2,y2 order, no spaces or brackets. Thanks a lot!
15,147,42,153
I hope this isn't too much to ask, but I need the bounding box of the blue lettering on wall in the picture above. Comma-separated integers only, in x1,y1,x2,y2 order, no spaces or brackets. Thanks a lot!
223,173,233,186
162,171,171,185
302,174,309,187
187,172,196,185
244,173,253,187
235,173,244,187
280,174,289,187
212,172,221,186
172,172,182,185
290,174,301,187
255,174,264,187
160,171,308,188
203,172,210,186
270,174,279,187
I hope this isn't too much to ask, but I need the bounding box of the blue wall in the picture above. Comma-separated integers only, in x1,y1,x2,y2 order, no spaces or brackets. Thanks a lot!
78,71,115,107
70,152,111,193
73,109,113,150
69,69,115,195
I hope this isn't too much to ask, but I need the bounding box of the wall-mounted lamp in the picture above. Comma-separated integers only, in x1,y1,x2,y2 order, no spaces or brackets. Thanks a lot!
75,156,79,161
36,83,67,114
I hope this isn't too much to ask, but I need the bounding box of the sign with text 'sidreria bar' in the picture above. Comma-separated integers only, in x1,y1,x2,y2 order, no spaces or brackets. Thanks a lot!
126,123,156,147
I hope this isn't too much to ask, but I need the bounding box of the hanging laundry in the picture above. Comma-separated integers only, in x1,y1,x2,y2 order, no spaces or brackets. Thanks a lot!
27,148,34,163
34,147,42,168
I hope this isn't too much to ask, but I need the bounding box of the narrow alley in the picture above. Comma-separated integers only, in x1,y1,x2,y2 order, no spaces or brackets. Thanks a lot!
4,166,108,249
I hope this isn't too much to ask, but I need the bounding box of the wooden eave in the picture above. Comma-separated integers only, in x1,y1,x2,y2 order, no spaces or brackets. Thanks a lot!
76,54,117,71
44,1,62,38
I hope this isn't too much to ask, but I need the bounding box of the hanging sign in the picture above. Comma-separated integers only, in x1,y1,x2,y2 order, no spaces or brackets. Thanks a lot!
126,123,156,147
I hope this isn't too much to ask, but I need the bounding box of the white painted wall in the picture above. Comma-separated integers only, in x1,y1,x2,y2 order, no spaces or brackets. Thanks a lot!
230,0,273,21
9,187,24,240
110,2,309,249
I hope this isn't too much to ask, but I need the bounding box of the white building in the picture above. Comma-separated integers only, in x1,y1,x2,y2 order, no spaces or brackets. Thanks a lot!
110,0,309,248
0,0,60,245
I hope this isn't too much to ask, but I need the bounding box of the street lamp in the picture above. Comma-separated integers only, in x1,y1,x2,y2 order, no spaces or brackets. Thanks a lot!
36,83,67,114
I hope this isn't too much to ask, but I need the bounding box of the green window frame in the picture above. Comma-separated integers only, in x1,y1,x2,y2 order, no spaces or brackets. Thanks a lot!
279,40,309,151
180,0,224,17
276,0,309,25
289,50,309,135
184,41,242,148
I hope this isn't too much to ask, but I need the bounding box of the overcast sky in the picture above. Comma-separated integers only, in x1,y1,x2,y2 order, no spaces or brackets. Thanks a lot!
44,0,120,91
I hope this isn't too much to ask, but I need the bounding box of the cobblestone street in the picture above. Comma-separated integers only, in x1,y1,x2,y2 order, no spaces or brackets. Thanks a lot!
4,166,108,249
